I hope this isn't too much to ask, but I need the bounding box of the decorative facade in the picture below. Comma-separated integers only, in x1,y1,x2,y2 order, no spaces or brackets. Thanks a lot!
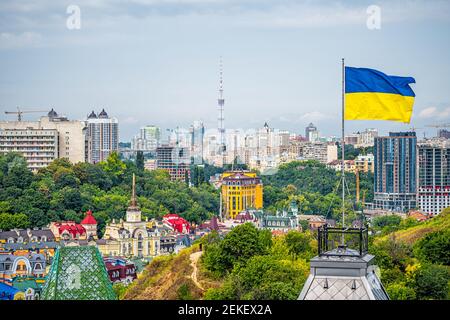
220,171,263,219
101,174,161,259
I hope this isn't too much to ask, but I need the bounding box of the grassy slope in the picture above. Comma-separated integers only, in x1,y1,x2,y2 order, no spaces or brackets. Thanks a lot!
122,244,221,300
374,208,450,245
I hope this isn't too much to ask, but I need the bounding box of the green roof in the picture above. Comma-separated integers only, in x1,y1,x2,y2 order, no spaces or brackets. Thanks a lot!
41,246,117,300
11,278,40,291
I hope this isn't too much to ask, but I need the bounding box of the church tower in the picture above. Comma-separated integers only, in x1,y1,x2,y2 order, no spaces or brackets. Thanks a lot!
126,174,142,223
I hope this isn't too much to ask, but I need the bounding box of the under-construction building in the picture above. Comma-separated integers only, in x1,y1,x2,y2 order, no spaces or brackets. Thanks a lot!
417,139,450,215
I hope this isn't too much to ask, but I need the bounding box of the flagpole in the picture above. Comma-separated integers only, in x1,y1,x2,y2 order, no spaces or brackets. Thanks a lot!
341,58,346,245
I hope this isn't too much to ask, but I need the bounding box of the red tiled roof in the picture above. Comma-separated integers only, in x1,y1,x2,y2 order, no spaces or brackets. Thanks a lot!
81,210,97,225
59,224,86,236
163,214,190,233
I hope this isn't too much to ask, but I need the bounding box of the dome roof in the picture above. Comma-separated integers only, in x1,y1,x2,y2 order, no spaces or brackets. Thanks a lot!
98,108,109,119
81,210,97,225
48,108,58,118
87,110,97,119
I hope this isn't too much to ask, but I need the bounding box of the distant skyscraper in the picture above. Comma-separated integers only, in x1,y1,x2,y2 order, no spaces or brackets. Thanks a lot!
438,129,450,139
373,132,417,212
86,109,119,163
156,145,190,181
190,121,205,165
417,139,450,215
305,123,318,142
132,125,160,153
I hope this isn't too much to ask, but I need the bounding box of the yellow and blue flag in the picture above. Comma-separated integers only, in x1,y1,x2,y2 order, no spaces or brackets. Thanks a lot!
345,67,416,123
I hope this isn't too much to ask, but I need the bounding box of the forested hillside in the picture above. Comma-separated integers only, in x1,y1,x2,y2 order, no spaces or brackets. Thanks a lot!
0,152,219,236
370,208,450,300
261,160,373,222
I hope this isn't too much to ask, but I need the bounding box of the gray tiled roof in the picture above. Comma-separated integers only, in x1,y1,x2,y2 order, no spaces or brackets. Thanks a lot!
2,241,59,250
303,277,370,300
0,229,55,242
299,250,389,300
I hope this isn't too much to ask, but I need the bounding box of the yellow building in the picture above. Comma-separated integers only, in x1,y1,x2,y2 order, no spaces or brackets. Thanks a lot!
221,171,263,219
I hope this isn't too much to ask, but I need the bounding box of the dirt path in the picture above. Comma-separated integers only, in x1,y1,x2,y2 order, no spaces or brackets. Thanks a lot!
189,251,204,291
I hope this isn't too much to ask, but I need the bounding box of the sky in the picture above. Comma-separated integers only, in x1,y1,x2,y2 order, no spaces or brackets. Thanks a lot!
1,0,450,141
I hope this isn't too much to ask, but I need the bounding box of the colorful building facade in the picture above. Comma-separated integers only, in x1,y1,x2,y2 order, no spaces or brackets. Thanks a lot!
220,171,263,219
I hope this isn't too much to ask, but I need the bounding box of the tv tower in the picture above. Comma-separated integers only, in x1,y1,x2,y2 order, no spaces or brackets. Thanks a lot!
218,57,226,166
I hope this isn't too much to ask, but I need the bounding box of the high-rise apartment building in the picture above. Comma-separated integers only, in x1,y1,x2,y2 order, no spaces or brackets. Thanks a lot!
132,125,160,153
0,109,86,171
373,132,417,211
220,171,263,219
156,145,190,181
0,128,58,171
305,123,318,142
438,129,450,139
357,128,378,148
301,142,338,164
86,109,119,163
417,139,450,215
190,121,205,165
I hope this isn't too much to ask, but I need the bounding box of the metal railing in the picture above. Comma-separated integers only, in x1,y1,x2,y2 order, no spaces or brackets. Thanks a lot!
318,224,369,257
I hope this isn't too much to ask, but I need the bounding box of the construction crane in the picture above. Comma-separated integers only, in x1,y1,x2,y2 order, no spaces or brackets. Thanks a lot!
355,167,360,203
425,123,450,137
425,123,450,128
4,107,49,121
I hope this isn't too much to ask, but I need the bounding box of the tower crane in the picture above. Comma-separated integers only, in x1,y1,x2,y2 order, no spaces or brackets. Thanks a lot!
425,123,450,128
4,107,49,121
425,123,450,137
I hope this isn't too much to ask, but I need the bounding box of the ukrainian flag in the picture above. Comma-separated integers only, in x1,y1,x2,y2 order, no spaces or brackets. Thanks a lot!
345,67,416,123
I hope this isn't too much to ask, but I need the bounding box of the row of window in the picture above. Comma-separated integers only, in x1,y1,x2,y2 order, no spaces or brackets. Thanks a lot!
7,236,48,243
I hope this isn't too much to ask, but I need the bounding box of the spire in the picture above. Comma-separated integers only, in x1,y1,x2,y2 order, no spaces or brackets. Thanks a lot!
129,173,139,209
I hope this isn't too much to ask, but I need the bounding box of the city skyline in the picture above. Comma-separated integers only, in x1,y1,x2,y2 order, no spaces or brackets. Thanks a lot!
1,0,450,140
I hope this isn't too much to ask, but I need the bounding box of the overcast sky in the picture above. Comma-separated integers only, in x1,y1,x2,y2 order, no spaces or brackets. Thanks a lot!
1,0,450,141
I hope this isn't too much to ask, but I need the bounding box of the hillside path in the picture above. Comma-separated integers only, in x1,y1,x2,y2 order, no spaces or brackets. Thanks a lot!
189,251,204,291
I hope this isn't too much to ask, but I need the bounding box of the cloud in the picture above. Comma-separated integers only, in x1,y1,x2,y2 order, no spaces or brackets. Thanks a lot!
122,116,140,124
418,106,450,119
2,0,450,34
0,31,43,49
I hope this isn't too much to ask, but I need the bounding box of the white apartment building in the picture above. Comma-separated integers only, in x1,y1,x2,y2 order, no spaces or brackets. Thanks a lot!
0,109,86,170
0,128,58,172
301,142,338,164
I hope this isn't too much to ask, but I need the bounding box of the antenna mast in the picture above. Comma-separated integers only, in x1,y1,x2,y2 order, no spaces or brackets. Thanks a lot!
341,58,346,244
218,57,226,167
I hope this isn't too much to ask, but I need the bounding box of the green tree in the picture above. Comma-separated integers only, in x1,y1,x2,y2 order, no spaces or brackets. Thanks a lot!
386,282,416,300
100,152,126,182
136,151,145,172
284,230,313,259
414,264,450,300
177,283,193,300
27,208,48,228
414,230,450,265
1,154,33,190
372,215,402,231
0,213,29,230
